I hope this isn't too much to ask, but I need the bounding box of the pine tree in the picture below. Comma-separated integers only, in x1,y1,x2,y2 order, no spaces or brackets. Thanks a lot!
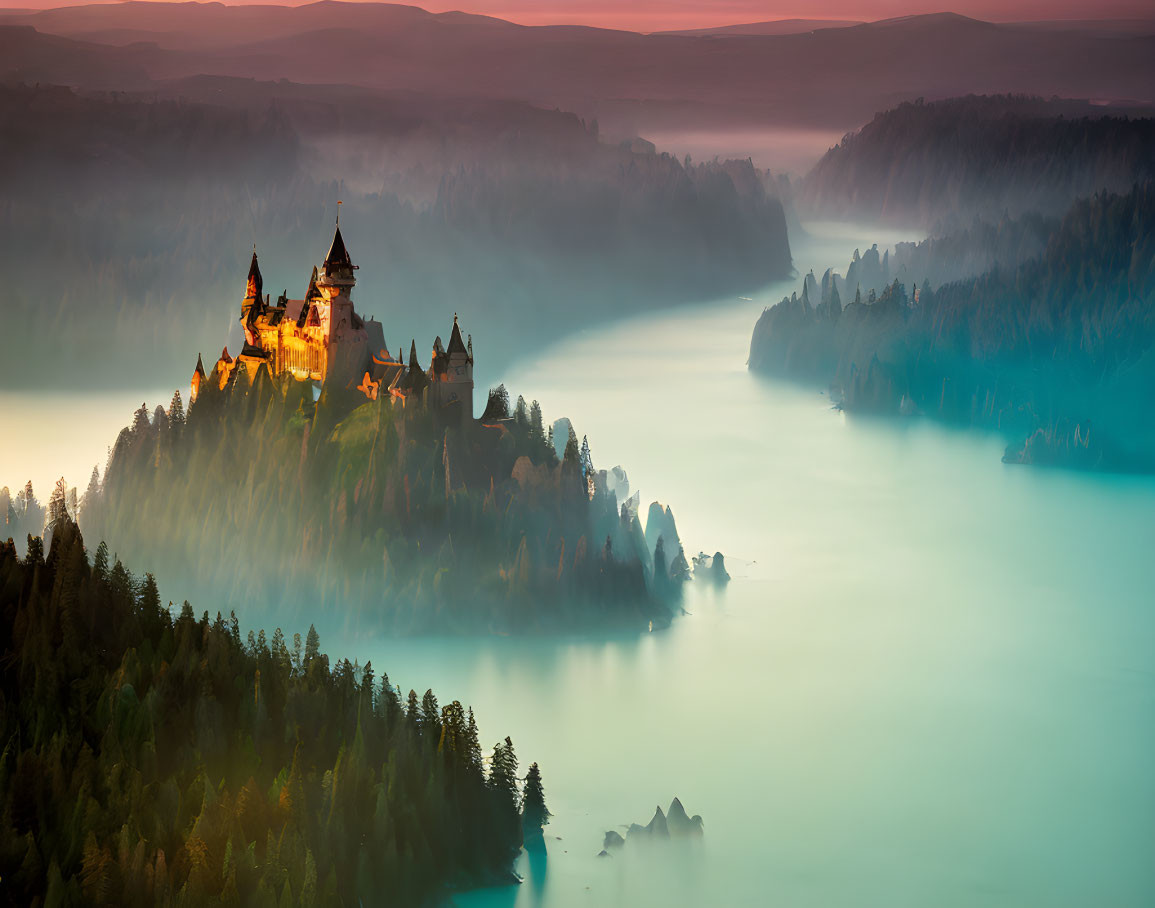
514,396,529,428
481,385,510,420
379,673,403,727
521,763,551,842
92,541,109,582
406,690,421,735
304,624,320,664
465,708,483,779
488,736,519,810
529,401,544,442
47,478,68,527
421,689,441,743
131,403,150,436
168,389,186,427
563,426,580,467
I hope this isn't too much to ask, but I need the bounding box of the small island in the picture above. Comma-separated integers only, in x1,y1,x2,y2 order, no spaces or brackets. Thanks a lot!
600,798,703,855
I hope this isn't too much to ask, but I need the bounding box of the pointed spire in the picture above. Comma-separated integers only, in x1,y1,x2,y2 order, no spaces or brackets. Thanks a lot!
323,225,354,281
195,353,206,378
246,249,263,301
305,265,321,301
408,339,419,371
447,313,468,355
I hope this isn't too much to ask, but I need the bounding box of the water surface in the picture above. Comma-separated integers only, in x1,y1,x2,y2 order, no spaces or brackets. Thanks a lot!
3,227,1153,907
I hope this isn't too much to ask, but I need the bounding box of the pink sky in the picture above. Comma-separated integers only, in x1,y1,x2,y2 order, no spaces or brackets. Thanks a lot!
6,0,1153,31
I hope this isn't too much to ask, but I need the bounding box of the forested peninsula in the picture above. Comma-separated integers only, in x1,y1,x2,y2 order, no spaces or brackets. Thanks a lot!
0,516,547,906
750,185,1155,471
80,370,696,633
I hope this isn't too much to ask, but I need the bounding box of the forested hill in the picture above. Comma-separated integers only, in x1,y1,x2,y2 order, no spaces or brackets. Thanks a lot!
749,185,1155,471
0,516,543,906
80,371,695,634
801,96,1155,228
0,80,791,392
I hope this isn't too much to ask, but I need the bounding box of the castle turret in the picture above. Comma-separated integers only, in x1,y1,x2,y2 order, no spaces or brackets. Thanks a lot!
190,353,207,404
429,314,474,421
321,225,356,287
242,250,263,316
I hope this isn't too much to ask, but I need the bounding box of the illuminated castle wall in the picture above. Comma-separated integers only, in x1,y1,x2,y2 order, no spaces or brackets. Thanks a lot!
190,226,474,420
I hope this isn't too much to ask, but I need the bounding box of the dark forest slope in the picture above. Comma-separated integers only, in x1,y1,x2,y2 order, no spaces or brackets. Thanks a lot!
801,96,1155,227
81,369,692,634
750,185,1155,471
0,516,534,906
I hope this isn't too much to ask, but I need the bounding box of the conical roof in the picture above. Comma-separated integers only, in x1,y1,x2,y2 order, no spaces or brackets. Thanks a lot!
246,251,263,300
447,314,468,356
323,226,354,281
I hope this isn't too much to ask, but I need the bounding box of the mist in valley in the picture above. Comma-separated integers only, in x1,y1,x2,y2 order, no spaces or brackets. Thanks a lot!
3,4,1155,907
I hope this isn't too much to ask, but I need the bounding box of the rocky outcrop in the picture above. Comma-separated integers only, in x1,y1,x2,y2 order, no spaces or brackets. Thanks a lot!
602,799,703,853
693,551,730,585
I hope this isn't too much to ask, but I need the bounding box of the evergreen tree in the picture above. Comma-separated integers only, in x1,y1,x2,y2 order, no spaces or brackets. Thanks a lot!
304,624,320,664
521,763,551,842
563,426,580,467
406,689,421,734
168,389,186,427
131,403,151,436
481,385,510,420
529,401,544,442
421,689,441,743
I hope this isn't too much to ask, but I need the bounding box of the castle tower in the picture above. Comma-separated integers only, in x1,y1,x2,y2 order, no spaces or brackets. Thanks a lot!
190,353,206,404
430,314,474,421
314,224,367,382
242,250,263,319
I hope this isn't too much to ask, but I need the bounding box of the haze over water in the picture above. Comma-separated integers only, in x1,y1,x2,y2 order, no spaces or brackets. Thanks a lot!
3,224,1154,905
380,225,1155,907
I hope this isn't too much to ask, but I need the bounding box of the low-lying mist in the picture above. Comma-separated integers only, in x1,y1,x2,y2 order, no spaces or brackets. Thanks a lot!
0,81,793,393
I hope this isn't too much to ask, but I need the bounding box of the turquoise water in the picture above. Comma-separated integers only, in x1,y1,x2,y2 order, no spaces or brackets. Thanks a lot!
3,225,1154,906
363,231,1155,906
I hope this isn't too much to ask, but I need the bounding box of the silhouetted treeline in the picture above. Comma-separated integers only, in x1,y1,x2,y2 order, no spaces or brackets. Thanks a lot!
0,81,791,392
802,95,1155,228
750,185,1155,471
793,209,1057,319
81,371,689,633
0,516,541,906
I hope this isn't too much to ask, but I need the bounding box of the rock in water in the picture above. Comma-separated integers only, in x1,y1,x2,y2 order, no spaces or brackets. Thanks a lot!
666,798,704,837
609,799,703,852
631,805,669,839
603,830,625,850
710,552,730,584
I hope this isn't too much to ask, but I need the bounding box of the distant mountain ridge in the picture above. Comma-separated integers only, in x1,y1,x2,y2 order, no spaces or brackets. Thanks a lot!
2,3,1153,136
654,18,862,37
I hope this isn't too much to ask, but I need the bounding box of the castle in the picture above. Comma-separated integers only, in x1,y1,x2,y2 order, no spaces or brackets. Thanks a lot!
190,224,474,420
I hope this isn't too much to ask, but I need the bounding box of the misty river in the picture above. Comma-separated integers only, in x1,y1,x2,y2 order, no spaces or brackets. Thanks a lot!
3,224,1155,906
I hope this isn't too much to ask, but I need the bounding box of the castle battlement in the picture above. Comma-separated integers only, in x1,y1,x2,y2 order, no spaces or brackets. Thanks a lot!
190,225,474,421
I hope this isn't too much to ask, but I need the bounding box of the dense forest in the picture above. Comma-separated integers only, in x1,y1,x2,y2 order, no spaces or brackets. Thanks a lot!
0,80,792,392
750,184,1155,471
0,514,548,906
802,96,1155,228
78,367,694,633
